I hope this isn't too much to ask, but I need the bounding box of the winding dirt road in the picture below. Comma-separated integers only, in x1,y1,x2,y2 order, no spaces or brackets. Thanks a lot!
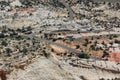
58,0,74,20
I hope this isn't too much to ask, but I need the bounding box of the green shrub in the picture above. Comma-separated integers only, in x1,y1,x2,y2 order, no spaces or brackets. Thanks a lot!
78,52,90,59
1,40,8,46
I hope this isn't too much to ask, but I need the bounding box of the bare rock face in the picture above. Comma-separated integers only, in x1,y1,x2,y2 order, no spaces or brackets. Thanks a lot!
8,58,76,80
10,0,22,7
7,57,120,80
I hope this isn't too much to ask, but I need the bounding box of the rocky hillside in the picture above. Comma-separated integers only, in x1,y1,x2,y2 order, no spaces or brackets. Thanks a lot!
7,57,120,80
0,0,120,80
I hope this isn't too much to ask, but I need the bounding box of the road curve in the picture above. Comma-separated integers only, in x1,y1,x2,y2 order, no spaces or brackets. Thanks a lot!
58,0,74,20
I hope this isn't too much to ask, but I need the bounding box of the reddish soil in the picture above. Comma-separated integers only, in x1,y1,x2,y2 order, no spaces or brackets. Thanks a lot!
108,51,120,62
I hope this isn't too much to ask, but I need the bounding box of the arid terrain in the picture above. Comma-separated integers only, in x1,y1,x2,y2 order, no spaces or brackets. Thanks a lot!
0,0,120,80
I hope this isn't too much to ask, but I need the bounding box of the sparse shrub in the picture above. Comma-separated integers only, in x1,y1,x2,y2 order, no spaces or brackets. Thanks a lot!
102,41,105,45
52,38,57,42
79,75,87,80
1,40,8,46
43,50,50,58
5,48,12,57
113,34,118,38
22,48,28,57
78,52,90,59
100,78,105,80
85,38,89,43
15,35,23,40
51,48,54,52
0,33,5,38
109,35,113,39
90,45,96,50
83,42,88,47
114,39,120,44
102,51,109,58
76,45,80,49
